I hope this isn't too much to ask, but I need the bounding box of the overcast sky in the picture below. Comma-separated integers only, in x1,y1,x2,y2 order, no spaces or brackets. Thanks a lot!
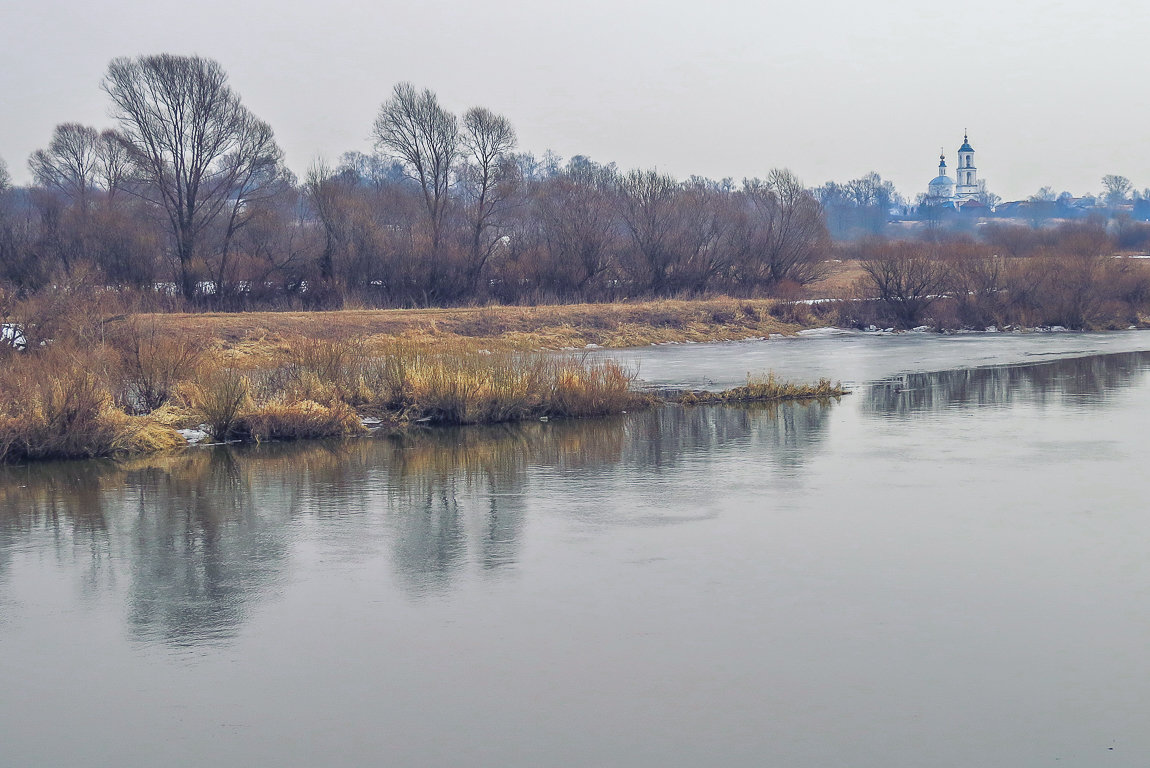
2,0,1147,201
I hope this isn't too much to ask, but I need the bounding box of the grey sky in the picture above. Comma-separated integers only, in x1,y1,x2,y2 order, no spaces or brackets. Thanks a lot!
2,0,1147,201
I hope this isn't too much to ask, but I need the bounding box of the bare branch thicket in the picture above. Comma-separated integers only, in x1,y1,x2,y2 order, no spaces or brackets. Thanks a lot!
102,54,283,301
532,161,620,298
737,170,830,289
860,241,951,328
618,169,680,293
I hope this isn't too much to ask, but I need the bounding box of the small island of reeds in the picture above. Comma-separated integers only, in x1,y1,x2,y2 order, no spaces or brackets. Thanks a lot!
674,373,846,405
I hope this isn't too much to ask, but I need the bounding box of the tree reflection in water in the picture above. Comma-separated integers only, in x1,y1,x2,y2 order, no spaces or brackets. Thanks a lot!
0,401,833,641
863,350,1150,417
0,459,117,616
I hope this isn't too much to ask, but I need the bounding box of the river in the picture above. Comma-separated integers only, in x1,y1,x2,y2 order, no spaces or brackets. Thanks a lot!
3,331,1150,767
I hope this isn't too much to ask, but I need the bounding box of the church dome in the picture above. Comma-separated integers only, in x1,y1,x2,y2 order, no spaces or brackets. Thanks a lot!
929,175,955,197
959,140,974,153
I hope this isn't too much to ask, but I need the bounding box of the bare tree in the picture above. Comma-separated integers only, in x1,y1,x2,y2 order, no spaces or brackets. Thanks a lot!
736,169,829,288
206,118,286,301
28,123,101,207
977,180,1000,209
618,169,680,293
676,177,735,292
534,160,619,297
96,129,131,200
0,156,12,195
459,106,518,290
304,160,344,284
372,83,458,252
102,54,283,300
1102,174,1133,208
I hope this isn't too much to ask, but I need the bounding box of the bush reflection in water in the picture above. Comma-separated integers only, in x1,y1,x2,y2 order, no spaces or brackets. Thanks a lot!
863,349,1150,417
0,400,832,646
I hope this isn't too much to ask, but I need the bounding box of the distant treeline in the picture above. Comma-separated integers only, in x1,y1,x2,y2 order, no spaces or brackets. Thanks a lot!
0,55,833,309
1,54,1149,313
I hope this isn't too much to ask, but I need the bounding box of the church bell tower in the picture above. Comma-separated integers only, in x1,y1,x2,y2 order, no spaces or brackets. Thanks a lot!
954,132,978,201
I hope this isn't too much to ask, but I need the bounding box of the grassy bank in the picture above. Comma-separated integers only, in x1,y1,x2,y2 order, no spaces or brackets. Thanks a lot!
134,297,812,364
0,317,847,464
0,329,652,463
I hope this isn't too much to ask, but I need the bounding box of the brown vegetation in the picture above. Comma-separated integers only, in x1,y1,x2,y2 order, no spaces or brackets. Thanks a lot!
677,373,845,405
132,297,805,362
835,223,1150,330
0,298,845,465
3,57,831,314
0,314,650,463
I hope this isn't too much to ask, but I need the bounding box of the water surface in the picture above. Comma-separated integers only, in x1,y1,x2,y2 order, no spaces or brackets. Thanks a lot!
3,333,1150,767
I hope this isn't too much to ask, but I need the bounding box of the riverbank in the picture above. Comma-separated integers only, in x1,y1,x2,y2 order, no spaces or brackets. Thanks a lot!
0,322,843,464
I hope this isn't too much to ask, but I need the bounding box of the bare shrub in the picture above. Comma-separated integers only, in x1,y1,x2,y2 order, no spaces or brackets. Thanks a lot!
9,267,125,349
191,366,250,440
113,320,205,412
858,241,951,328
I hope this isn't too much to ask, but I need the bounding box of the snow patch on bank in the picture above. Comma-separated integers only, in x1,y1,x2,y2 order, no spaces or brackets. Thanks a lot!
177,428,210,444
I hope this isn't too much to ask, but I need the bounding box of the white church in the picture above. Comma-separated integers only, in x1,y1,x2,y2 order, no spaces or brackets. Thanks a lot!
926,133,980,205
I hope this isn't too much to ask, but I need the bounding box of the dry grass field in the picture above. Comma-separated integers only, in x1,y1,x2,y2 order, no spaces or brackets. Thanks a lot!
137,297,815,365
804,259,868,298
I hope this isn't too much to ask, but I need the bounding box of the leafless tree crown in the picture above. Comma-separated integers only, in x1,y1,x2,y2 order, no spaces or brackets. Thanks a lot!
102,54,283,299
372,83,458,249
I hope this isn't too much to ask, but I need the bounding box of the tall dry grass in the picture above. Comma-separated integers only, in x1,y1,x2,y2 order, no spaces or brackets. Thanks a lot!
245,337,644,425
0,345,184,463
0,314,839,465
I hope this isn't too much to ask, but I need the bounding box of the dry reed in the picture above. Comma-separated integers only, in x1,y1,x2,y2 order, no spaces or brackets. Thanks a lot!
677,372,846,405
0,327,840,465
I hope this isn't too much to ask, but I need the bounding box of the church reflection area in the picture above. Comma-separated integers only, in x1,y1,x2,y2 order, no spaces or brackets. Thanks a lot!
0,401,833,643
862,351,1150,417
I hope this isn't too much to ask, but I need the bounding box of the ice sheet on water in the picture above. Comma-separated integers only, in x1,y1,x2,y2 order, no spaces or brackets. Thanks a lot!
797,327,859,338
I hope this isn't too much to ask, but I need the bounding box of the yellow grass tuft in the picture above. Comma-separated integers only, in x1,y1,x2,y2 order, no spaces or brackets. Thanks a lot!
234,399,367,443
